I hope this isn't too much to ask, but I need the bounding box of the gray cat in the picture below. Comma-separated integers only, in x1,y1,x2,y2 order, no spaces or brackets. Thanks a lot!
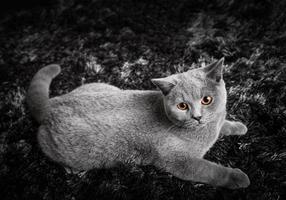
27,58,250,189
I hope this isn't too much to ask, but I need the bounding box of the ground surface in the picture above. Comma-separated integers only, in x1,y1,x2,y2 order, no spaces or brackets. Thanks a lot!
0,0,286,199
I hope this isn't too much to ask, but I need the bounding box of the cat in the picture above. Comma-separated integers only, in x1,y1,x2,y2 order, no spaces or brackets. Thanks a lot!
27,58,250,189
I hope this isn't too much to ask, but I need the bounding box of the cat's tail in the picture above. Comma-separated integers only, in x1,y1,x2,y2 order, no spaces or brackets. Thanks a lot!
27,64,61,123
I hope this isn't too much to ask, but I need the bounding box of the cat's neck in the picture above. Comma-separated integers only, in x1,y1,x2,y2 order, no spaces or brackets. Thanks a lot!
171,110,225,140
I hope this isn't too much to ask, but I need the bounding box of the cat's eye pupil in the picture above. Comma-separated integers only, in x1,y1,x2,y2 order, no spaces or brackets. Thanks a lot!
201,96,213,105
177,103,188,110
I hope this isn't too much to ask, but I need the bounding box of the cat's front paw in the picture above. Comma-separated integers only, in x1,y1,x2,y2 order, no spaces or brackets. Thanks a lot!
222,168,250,189
233,122,248,135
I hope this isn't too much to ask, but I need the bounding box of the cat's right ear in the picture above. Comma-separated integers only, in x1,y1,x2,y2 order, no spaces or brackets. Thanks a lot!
202,58,224,82
151,77,177,95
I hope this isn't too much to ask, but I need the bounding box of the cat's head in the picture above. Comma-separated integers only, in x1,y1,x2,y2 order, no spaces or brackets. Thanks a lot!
152,58,226,128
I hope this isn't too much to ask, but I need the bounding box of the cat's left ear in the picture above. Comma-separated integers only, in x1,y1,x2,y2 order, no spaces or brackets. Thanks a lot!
202,58,224,82
151,76,177,95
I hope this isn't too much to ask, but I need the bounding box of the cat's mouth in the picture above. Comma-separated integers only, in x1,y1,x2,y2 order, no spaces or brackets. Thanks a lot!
180,119,205,128
193,120,205,126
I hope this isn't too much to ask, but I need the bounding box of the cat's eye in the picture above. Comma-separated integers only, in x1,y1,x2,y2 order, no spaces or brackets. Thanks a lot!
201,96,213,105
177,102,189,110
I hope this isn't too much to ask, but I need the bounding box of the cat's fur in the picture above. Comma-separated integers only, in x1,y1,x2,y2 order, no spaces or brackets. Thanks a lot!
27,59,250,189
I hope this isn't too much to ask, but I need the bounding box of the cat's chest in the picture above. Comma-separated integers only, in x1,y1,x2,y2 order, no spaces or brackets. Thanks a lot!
192,123,219,142
159,123,221,158
174,122,220,145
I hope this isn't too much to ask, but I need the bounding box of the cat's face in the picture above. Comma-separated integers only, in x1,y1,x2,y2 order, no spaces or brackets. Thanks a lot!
152,58,226,128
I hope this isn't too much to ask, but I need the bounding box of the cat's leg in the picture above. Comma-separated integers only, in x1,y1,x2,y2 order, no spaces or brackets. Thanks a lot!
155,151,250,189
219,120,248,136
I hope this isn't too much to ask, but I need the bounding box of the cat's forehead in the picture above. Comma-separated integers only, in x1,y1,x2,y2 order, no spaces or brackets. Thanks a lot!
187,68,205,80
180,69,206,87
174,69,218,99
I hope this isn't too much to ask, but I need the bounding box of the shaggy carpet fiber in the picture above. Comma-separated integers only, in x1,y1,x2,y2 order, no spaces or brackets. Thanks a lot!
0,0,285,199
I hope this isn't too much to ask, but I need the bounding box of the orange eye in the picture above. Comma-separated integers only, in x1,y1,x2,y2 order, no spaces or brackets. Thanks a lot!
177,102,189,110
201,96,213,105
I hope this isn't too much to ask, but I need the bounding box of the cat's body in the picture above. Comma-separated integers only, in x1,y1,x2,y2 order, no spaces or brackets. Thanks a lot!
40,88,223,169
27,59,250,189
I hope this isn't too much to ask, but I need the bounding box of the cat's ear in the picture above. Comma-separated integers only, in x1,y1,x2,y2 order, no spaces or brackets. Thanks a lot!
151,76,177,95
202,58,224,82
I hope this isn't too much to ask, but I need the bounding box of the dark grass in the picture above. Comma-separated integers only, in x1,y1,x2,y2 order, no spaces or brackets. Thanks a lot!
0,0,286,199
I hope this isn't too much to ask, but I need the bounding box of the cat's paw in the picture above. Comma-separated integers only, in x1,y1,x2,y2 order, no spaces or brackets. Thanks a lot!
233,122,248,135
222,168,250,189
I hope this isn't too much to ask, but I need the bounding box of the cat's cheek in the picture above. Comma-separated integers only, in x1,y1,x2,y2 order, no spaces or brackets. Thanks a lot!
164,107,176,122
174,110,188,121
176,114,186,121
167,107,186,121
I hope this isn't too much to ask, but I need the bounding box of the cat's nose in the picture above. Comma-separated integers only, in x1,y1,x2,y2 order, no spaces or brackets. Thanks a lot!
192,115,202,121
